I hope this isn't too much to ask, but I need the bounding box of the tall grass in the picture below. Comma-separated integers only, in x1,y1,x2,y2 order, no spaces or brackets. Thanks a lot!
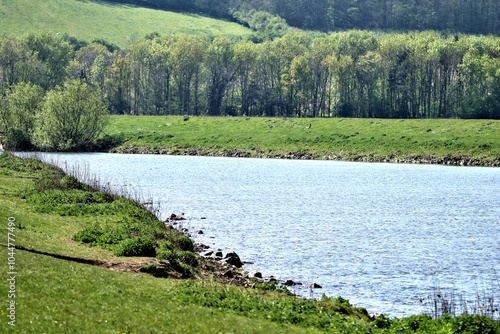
16,152,161,214
10,152,197,275
422,287,499,321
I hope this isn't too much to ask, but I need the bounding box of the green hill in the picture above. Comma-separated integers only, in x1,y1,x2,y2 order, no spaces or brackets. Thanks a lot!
0,0,251,47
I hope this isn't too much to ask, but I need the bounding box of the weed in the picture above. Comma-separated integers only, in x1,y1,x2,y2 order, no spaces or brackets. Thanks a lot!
114,237,156,257
373,314,391,328
255,280,293,296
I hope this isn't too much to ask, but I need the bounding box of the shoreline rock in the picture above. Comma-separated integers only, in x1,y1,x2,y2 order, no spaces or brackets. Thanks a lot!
108,145,500,167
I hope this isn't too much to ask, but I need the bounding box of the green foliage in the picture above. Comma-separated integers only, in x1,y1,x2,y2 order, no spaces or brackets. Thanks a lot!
34,79,109,151
234,0,499,35
172,281,373,331
114,237,156,257
26,190,117,215
0,35,41,86
449,314,500,334
0,82,45,150
73,226,104,244
173,235,195,252
373,314,391,329
156,248,195,277
176,250,198,266
255,280,293,296
23,31,73,88
157,248,197,266
0,152,45,172
3,30,500,121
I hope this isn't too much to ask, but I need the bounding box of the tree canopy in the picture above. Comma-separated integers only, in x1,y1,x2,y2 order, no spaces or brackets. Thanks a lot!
1,30,500,126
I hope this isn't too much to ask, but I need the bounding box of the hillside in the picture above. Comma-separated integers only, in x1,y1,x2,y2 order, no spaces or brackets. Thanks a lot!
0,0,251,47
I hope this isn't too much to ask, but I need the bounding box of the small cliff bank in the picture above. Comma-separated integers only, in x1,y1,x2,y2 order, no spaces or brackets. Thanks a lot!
109,144,500,167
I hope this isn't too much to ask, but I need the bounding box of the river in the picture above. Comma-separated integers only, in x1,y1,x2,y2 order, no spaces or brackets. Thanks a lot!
36,153,500,318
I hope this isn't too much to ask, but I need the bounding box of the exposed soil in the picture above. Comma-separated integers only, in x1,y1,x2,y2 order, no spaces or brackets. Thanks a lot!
109,145,500,167
10,243,261,287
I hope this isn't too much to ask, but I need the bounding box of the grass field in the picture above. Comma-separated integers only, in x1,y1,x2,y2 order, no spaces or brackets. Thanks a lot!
0,0,251,47
103,116,500,166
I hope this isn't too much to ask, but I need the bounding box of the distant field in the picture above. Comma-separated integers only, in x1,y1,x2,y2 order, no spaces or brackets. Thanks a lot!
104,116,500,166
0,0,251,47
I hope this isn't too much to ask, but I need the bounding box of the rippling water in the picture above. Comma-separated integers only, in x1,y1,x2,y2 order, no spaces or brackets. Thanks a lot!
39,153,500,318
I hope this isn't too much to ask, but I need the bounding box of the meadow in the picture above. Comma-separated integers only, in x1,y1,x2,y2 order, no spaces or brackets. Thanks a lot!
0,0,251,47
103,116,500,166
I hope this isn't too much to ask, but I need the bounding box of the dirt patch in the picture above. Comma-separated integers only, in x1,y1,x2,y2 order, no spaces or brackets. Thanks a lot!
8,244,258,285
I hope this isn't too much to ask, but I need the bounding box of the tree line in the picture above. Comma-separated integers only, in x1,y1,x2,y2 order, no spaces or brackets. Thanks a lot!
100,0,499,36
233,0,500,35
1,31,500,150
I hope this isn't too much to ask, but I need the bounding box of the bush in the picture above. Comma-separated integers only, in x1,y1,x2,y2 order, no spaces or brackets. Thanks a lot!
176,250,198,266
450,314,500,334
255,281,293,296
59,175,88,190
174,235,194,252
0,82,45,150
157,248,177,263
34,79,108,151
373,314,391,329
139,264,169,278
3,128,33,150
114,237,156,257
73,227,103,244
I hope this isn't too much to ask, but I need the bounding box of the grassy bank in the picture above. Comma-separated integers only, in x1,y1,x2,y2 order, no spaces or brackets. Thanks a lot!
1,153,499,333
0,0,251,47
103,116,500,166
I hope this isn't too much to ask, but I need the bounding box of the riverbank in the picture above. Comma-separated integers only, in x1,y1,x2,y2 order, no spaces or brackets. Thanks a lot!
0,153,372,333
102,116,500,167
1,153,499,333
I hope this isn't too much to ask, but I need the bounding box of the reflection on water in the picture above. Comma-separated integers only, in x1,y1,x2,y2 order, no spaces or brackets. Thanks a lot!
39,153,500,318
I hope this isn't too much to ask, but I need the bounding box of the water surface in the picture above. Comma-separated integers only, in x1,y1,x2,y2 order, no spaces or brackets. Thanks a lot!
40,153,500,318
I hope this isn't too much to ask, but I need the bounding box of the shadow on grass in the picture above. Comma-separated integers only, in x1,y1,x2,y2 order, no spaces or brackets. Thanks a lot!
74,0,225,19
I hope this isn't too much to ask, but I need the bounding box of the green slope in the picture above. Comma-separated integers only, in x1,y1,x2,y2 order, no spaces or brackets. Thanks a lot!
104,116,500,166
0,0,251,47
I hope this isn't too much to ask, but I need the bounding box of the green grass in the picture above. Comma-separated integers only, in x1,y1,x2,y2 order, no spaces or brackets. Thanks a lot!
1,153,499,333
103,116,500,166
0,249,329,333
0,0,251,47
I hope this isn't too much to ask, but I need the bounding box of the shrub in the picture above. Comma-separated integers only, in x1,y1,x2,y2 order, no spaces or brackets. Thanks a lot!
176,250,198,266
59,175,88,190
450,314,500,334
33,79,108,151
255,281,293,296
157,248,177,263
73,227,103,244
99,231,125,246
114,237,156,257
174,235,194,252
176,262,193,278
373,314,391,329
139,264,169,278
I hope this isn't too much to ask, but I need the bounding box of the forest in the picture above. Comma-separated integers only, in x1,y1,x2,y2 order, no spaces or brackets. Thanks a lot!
105,0,500,35
1,29,500,151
